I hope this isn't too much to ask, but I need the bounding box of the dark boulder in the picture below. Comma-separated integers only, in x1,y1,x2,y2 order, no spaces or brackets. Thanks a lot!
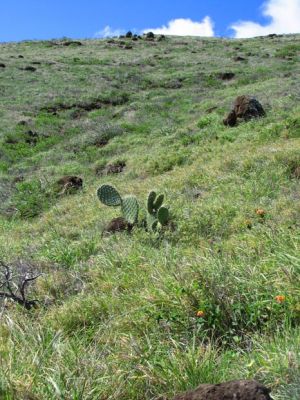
223,95,265,126
172,380,273,400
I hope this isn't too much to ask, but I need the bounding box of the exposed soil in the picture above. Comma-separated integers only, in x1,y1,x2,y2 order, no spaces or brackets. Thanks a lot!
40,94,129,115
55,176,83,195
106,161,126,174
20,66,37,72
172,380,273,400
103,217,133,234
217,72,235,80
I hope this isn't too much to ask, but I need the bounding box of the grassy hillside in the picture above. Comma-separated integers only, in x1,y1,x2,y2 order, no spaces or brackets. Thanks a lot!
0,33,299,399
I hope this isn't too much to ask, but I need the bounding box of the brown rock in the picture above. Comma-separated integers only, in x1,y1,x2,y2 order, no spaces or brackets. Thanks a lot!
223,95,265,126
223,110,237,127
172,380,273,400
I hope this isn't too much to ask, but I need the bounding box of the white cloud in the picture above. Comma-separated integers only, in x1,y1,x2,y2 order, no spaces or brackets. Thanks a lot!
94,26,125,38
143,17,214,37
231,0,300,38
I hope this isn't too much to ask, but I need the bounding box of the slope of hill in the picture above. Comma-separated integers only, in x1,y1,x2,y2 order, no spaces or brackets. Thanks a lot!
0,33,299,399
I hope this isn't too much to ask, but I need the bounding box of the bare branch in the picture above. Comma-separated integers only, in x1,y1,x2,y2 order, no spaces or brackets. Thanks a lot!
0,262,40,310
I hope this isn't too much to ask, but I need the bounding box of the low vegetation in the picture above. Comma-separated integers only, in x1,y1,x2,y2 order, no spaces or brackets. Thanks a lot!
0,33,299,399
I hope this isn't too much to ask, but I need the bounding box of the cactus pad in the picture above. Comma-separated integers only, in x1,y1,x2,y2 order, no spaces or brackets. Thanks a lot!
153,194,164,210
157,206,169,225
121,195,139,224
147,191,157,214
97,184,122,207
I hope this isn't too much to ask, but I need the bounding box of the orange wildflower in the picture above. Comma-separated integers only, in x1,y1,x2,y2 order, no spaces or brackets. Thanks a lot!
256,208,266,217
275,295,286,303
196,310,205,318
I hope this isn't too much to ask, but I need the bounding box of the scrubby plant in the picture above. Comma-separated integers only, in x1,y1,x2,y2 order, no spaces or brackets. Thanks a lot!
146,190,170,231
97,184,139,225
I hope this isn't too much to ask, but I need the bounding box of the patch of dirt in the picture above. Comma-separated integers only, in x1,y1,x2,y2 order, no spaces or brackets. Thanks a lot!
217,72,235,80
233,56,246,61
40,94,129,115
172,380,273,400
103,217,132,235
55,176,83,195
20,66,37,72
94,137,109,147
105,161,126,175
292,166,300,178
223,95,265,127
24,130,39,145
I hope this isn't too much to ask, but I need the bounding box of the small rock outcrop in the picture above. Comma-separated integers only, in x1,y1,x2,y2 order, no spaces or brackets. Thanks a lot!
223,95,265,127
172,380,273,400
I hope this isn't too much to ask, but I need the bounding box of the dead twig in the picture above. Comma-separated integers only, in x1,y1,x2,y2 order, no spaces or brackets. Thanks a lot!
0,261,41,310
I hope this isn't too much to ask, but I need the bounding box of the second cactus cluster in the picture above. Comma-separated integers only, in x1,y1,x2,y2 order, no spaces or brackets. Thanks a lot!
97,184,170,231
147,191,169,231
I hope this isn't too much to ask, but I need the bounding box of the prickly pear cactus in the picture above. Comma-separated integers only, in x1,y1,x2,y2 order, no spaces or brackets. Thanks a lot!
97,184,139,226
153,194,164,211
121,195,139,224
97,184,122,207
146,190,170,231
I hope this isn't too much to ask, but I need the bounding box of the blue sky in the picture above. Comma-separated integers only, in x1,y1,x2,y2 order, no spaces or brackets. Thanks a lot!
0,0,299,42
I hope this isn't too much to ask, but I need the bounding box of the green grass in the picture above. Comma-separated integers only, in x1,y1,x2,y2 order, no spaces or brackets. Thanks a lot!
0,33,299,399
